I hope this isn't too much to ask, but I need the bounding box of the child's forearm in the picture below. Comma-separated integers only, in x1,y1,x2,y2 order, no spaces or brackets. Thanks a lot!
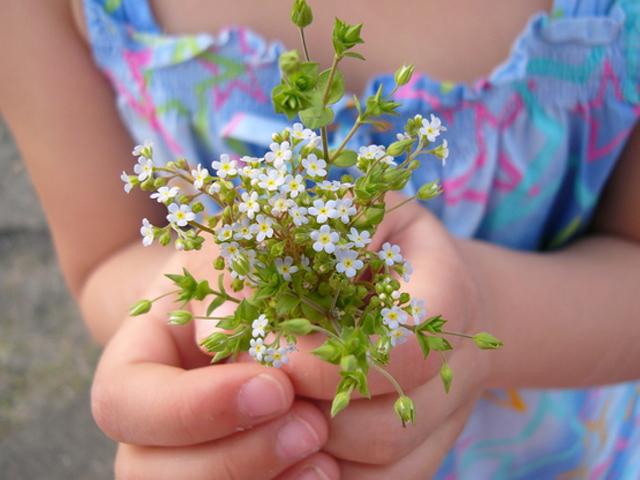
458,234,640,389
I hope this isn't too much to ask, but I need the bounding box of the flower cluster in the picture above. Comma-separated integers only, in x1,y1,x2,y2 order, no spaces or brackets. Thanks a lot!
125,0,501,427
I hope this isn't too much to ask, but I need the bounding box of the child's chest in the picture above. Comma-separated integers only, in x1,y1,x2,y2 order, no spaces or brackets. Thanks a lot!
148,0,553,93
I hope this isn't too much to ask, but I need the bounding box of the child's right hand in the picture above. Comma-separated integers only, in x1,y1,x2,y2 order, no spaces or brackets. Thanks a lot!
91,252,339,479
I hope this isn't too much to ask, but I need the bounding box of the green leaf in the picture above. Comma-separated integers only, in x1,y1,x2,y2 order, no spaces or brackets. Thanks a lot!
235,300,259,325
276,293,301,316
215,315,238,330
416,332,430,358
194,280,213,301
317,69,345,105
299,105,334,130
332,149,357,167
312,339,343,364
426,336,452,351
301,300,325,322
206,295,226,316
280,318,312,335
343,51,366,61
418,315,447,334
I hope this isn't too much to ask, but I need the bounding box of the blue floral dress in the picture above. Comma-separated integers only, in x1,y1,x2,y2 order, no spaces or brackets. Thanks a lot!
84,0,640,477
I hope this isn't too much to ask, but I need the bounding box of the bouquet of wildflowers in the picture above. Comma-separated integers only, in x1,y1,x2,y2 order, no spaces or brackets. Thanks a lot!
125,0,502,426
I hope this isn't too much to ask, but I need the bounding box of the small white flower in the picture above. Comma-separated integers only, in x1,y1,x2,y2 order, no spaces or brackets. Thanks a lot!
265,142,292,169
335,198,356,224
287,123,314,141
308,199,338,224
208,182,222,195
391,290,401,300
347,228,372,248
335,250,363,278
150,186,179,203
266,346,290,368
390,326,410,346
133,157,154,182
212,154,238,178
301,154,327,178
281,174,305,198
438,139,449,166
132,141,152,158
121,171,134,193
191,164,209,189
409,299,427,322
275,256,299,281
220,241,241,260
258,168,285,191
251,214,274,242
401,260,413,282
358,145,394,165
396,132,411,141
233,218,253,241
249,338,267,361
301,255,310,269
379,242,403,266
381,306,408,329
310,225,339,254
166,203,195,227
251,314,269,338
419,114,446,142
216,223,234,242
140,218,154,247
239,191,261,219
269,194,295,215
289,206,309,226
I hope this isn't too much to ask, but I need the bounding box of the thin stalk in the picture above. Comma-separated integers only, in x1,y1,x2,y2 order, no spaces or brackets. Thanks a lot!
385,195,417,214
441,330,474,340
371,362,405,397
189,221,216,235
330,118,363,163
299,28,311,61
150,290,180,303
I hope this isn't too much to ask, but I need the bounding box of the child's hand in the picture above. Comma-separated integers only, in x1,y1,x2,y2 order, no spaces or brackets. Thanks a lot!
279,194,492,477
91,251,340,479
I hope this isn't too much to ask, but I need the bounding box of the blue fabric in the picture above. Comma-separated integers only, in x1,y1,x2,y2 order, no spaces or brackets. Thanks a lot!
84,0,640,477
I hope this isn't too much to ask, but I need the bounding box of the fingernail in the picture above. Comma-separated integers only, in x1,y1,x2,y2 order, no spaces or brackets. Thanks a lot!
297,466,330,480
238,373,288,418
277,415,321,460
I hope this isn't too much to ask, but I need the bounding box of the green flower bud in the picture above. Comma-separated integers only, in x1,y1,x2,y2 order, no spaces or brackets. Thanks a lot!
386,138,414,157
140,177,155,191
394,64,415,87
332,18,364,56
174,239,186,251
272,131,284,143
340,355,358,372
280,318,313,335
175,158,188,169
394,395,416,427
153,176,168,188
168,310,193,325
440,362,453,393
312,341,342,363
290,0,313,28
191,202,204,214
213,256,226,270
331,390,351,417
399,292,411,304
129,299,152,316
158,229,171,246
231,278,244,292
200,332,229,352
417,181,443,200
272,84,310,119
279,50,301,75
472,332,503,350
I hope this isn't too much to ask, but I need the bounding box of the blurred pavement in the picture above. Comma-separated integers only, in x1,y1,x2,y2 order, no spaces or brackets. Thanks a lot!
0,118,115,479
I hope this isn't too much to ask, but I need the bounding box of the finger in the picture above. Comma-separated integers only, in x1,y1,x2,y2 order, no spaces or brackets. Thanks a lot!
276,452,341,480
338,399,476,480
115,401,328,480
318,344,486,464
92,298,294,446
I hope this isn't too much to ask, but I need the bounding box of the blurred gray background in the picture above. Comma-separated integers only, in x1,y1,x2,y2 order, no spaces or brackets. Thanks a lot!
0,118,115,479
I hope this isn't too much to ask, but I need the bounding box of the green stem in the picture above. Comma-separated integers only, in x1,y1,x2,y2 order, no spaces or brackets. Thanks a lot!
385,195,417,214
322,55,340,105
299,27,311,61
441,330,474,340
371,362,405,396
309,325,341,341
330,118,363,163
150,290,180,303
189,221,216,235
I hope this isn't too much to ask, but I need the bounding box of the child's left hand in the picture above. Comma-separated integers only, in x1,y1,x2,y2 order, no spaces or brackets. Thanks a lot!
278,193,493,478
